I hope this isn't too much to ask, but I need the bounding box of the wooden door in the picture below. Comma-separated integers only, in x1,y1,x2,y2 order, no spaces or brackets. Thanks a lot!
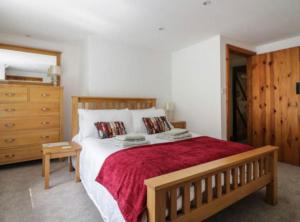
249,47,300,165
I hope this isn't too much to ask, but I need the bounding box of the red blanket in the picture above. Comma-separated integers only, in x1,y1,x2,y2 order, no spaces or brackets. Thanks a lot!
96,136,252,222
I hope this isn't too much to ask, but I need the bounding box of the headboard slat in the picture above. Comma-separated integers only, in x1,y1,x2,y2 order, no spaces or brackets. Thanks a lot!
71,96,156,137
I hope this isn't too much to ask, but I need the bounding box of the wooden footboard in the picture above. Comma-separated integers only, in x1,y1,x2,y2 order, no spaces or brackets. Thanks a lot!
145,146,278,222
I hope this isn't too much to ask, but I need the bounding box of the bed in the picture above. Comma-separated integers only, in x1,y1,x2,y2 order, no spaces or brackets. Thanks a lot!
71,96,278,222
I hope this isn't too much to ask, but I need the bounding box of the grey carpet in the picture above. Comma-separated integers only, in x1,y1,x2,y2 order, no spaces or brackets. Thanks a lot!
0,160,101,222
0,161,299,222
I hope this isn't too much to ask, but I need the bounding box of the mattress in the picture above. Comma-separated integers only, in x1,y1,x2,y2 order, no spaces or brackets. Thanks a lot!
72,134,247,222
72,134,196,222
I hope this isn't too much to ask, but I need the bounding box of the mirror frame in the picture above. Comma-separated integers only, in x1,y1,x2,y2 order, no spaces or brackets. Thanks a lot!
0,43,61,85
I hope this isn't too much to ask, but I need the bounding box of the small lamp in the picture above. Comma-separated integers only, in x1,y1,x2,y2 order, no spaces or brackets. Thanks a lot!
48,65,62,86
165,101,175,121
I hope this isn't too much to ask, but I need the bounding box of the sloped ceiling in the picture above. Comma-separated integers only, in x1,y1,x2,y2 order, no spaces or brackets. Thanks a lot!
0,0,300,50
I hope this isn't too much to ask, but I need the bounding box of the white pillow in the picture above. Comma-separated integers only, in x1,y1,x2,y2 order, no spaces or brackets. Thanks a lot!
131,108,172,133
78,109,133,140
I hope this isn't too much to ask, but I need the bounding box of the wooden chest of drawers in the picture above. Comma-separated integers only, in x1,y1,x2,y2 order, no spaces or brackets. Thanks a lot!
0,84,63,165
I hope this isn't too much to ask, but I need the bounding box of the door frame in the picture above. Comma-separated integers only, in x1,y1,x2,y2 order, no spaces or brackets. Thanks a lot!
226,44,256,141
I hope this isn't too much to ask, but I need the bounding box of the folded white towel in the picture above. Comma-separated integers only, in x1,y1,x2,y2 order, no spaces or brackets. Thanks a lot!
164,128,189,136
115,139,150,148
157,132,192,141
115,133,145,141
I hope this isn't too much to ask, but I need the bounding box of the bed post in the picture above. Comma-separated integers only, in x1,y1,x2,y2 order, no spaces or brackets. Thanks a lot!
266,149,278,205
72,96,79,137
147,187,166,222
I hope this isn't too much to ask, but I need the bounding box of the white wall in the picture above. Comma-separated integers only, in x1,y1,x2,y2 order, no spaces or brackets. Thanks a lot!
3,31,298,141
0,34,172,139
171,35,256,139
256,35,300,53
83,37,172,107
0,34,84,140
84,33,298,140
172,35,222,138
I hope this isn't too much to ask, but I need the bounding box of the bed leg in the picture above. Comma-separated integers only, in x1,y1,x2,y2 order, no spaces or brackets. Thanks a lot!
147,187,166,222
266,150,278,205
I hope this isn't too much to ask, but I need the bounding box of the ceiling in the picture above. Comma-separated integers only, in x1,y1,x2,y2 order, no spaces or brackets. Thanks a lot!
0,0,300,50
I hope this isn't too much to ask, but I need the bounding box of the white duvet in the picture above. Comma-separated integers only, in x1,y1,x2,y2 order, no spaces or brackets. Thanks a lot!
73,133,199,222
73,133,247,222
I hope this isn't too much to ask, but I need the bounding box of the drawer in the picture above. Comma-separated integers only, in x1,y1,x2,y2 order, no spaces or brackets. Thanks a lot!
0,85,28,103
0,145,42,165
0,103,60,117
29,86,61,102
0,116,60,131
0,129,59,148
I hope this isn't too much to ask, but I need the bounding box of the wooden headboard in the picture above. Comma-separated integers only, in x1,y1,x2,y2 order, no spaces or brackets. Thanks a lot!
71,96,156,137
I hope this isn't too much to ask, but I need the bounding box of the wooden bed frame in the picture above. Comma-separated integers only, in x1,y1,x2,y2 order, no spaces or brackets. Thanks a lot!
71,96,278,222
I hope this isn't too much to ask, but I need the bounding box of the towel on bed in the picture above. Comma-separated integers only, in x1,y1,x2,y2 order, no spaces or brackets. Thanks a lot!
115,134,149,147
115,139,150,148
157,128,192,141
115,133,145,141
164,128,189,136
157,132,192,141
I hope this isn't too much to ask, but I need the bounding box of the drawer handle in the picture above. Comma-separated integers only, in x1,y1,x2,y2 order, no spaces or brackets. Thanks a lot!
4,154,15,159
40,136,50,139
41,93,50,97
41,107,50,112
4,123,15,128
4,92,16,97
41,121,50,125
4,108,16,112
4,138,15,143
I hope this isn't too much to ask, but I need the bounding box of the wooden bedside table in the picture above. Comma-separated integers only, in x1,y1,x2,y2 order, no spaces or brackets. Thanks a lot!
42,142,81,189
171,121,186,129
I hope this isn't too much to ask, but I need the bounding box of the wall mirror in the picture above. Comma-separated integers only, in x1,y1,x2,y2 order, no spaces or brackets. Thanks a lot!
0,44,61,85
